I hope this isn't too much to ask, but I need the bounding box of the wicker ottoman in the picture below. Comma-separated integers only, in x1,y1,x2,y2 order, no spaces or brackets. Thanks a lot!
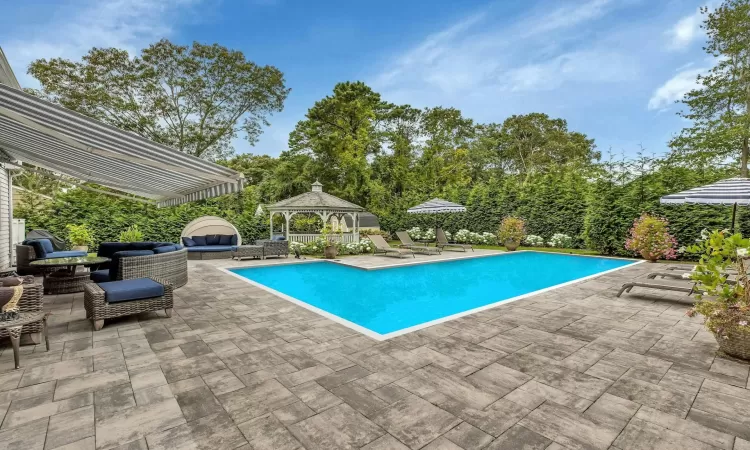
232,245,264,261
84,277,174,330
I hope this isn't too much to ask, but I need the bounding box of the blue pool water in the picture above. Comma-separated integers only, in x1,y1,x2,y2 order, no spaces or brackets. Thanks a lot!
230,252,635,336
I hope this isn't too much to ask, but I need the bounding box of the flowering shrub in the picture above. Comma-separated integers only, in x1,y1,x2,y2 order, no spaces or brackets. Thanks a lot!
624,214,677,261
686,230,750,341
548,233,573,248
453,229,497,245
406,227,438,241
290,238,374,256
497,217,526,244
524,235,545,247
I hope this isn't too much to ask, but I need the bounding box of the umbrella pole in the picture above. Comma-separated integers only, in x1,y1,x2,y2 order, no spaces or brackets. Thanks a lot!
731,202,738,234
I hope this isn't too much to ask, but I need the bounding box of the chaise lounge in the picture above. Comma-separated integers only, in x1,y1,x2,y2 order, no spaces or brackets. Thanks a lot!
368,235,414,258
16,239,87,275
396,231,441,255
437,228,473,252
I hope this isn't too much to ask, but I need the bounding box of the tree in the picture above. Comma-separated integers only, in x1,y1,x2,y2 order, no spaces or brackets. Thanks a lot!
288,81,392,205
669,0,750,176
28,40,290,160
474,113,598,179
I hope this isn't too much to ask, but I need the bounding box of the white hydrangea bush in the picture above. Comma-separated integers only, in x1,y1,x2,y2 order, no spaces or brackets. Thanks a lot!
524,235,545,247
291,238,374,255
453,229,496,245
548,233,573,248
407,227,436,241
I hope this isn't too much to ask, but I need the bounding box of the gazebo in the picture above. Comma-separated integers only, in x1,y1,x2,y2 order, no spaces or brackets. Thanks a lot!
266,181,365,243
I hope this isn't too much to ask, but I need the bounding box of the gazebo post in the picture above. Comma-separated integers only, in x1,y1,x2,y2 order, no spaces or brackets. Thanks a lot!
284,212,291,240
269,212,274,239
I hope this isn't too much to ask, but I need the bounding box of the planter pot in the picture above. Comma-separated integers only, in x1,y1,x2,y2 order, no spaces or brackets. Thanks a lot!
323,245,338,259
72,246,89,253
639,250,658,262
505,240,520,251
714,332,750,361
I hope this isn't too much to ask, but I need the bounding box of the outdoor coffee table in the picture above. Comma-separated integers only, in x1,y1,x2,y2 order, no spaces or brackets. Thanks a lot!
232,245,264,261
0,312,49,369
30,256,110,294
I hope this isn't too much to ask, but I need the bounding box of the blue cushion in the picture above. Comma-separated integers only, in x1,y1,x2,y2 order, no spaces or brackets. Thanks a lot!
205,234,221,246
153,245,175,254
90,269,111,283
174,244,184,250
182,237,196,247
43,250,87,259
231,234,238,245
110,250,153,279
186,245,235,252
98,278,164,303
39,239,54,254
273,235,287,241
25,240,47,258
192,236,207,246
218,234,233,246
98,243,131,258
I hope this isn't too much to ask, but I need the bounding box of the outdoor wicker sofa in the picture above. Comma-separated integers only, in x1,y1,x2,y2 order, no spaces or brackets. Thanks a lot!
182,234,239,260
16,239,87,275
90,242,188,288
84,277,173,330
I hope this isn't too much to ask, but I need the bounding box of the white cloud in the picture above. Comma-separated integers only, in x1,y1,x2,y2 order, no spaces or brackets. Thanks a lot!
667,8,703,50
647,67,705,110
371,0,636,99
3,0,200,87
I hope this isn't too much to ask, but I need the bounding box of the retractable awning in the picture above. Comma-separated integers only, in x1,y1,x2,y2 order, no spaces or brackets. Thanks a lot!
0,83,244,207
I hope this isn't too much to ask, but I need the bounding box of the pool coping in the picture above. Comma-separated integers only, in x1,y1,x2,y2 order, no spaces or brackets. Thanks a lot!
220,251,645,341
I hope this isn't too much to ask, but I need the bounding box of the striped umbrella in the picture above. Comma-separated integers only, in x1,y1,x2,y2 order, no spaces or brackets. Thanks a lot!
407,198,467,214
407,199,467,238
660,177,750,231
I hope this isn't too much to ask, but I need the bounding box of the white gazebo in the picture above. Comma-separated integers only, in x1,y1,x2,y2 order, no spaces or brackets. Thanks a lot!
267,181,365,243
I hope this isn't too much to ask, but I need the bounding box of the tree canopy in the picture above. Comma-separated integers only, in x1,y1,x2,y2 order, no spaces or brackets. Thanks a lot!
28,39,290,160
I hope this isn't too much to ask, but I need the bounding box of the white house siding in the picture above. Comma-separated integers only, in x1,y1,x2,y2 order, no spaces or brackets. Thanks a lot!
0,167,10,269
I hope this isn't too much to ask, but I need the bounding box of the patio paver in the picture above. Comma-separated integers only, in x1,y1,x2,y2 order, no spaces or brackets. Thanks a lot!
0,251,747,449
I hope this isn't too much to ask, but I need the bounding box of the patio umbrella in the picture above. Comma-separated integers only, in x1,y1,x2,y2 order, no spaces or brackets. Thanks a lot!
407,198,467,238
660,177,750,232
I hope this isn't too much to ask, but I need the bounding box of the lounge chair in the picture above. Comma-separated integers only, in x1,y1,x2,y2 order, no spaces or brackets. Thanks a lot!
368,235,414,258
617,279,703,298
436,228,473,252
396,231,441,255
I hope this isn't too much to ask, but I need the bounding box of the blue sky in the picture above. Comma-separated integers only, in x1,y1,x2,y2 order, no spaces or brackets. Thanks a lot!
0,0,713,159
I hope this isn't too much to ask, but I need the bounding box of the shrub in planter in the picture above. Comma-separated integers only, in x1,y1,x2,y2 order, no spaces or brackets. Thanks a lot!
687,230,750,360
548,233,573,248
524,235,545,247
498,217,526,251
624,214,677,262
66,224,94,252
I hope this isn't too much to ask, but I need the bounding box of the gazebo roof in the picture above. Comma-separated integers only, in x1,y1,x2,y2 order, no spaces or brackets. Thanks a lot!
267,181,364,212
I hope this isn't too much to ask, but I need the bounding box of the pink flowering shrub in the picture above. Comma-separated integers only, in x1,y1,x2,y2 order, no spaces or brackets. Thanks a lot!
624,214,677,261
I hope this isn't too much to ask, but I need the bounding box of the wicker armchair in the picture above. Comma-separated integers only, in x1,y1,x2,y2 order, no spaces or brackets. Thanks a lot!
108,248,188,288
0,278,44,343
84,277,174,331
256,240,289,258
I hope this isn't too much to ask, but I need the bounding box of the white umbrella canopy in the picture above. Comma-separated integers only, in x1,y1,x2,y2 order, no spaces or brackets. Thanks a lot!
660,177,750,231
407,198,467,238
407,198,467,214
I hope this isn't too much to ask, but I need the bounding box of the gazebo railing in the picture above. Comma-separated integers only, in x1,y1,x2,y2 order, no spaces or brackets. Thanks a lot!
288,232,360,244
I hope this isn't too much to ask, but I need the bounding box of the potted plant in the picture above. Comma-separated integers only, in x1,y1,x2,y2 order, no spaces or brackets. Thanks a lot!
624,214,678,262
687,230,750,360
498,217,526,251
320,225,340,259
119,224,144,243
66,224,93,253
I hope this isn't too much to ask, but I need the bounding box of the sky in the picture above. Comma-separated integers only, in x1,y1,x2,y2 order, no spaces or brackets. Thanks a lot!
0,0,714,159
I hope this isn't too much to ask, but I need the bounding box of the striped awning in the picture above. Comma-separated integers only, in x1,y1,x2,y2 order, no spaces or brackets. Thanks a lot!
407,198,467,214
0,83,244,207
660,177,750,206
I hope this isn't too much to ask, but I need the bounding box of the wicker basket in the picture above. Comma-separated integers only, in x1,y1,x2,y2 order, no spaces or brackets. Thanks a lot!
715,333,750,361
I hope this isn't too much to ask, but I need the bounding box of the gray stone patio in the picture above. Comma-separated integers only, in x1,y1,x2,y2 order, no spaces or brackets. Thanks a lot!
0,251,749,449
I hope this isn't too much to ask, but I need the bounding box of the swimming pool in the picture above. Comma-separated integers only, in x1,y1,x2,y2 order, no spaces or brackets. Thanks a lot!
228,252,637,339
